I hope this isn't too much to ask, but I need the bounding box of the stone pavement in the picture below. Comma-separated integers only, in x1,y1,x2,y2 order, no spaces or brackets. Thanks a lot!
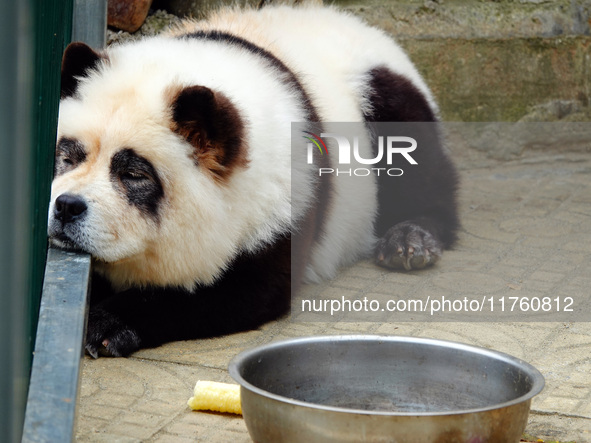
75,135,591,442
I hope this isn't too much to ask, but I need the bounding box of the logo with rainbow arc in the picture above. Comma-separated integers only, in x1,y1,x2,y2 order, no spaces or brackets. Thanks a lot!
303,131,328,162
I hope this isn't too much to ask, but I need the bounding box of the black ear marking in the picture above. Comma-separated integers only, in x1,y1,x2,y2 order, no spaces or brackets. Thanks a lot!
61,42,105,99
170,85,247,181
171,86,218,140
172,86,215,122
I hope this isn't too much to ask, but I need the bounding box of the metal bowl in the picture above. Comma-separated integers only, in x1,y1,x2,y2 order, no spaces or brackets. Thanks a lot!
229,335,544,443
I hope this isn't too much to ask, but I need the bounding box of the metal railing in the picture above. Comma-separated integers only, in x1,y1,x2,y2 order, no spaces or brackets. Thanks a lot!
22,249,91,443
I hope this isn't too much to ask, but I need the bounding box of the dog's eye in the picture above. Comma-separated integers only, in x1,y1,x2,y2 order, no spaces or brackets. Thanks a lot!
55,155,78,175
121,170,150,182
54,138,87,176
111,149,161,195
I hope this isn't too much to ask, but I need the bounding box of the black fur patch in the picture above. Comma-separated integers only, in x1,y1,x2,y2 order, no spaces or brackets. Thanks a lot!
365,66,437,123
54,137,87,176
363,66,459,249
110,148,164,220
61,42,105,99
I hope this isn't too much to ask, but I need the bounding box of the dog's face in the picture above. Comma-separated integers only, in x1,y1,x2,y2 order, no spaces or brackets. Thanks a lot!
48,42,249,290
49,99,170,264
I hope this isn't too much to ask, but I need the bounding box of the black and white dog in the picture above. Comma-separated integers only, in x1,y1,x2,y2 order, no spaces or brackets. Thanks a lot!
48,4,459,357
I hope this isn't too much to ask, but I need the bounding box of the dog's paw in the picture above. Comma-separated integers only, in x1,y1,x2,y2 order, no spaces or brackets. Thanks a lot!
375,221,443,270
85,308,141,358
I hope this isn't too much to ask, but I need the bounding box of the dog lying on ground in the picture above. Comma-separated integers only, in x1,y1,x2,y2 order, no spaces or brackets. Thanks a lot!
48,4,459,357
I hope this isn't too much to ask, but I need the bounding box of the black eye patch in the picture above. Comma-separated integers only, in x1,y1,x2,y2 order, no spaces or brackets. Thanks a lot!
110,148,164,221
55,137,87,176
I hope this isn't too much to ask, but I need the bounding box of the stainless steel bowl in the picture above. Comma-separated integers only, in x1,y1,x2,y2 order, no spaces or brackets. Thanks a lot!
229,335,544,443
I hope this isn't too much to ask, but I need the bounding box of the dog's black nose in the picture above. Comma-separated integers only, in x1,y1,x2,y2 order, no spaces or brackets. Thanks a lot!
54,194,87,223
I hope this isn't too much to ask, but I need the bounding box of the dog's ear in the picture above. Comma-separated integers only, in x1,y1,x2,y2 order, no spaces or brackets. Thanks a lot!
169,85,247,181
61,42,107,98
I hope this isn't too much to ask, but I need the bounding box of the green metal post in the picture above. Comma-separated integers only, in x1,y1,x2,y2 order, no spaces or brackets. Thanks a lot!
0,0,73,441
0,1,35,441
30,0,74,352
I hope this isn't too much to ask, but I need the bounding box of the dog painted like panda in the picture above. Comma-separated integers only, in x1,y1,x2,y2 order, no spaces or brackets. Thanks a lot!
48,4,459,357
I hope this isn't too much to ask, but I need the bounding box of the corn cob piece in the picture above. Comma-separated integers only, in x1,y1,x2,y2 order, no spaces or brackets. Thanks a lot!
187,380,242,415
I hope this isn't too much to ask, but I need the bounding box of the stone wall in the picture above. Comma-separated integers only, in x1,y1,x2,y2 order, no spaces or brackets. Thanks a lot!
336,0,591,121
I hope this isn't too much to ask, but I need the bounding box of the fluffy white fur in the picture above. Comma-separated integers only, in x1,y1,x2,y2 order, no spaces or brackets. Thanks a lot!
181,5,437,282
49,5,436,289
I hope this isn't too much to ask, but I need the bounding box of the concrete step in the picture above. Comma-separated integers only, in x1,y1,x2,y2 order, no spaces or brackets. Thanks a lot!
401,36,591,121
336,0,591,40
